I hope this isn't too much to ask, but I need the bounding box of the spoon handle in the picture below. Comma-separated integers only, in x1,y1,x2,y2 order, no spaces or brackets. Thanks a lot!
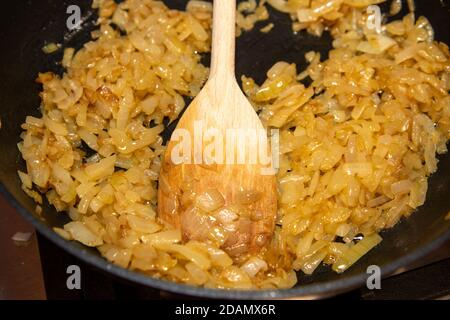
209,0,236,80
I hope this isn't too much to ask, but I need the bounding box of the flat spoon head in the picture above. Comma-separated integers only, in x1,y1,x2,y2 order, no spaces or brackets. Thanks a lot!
158,80,277,257
157,0,277,258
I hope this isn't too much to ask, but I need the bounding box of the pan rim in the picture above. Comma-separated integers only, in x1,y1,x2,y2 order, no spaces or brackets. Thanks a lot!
1,182,450,299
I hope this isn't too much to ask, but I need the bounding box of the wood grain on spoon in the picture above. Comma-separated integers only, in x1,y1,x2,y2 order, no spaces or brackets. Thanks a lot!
158,0,277,258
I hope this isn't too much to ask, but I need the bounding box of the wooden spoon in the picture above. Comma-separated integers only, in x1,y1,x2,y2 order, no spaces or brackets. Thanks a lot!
158,0,277,258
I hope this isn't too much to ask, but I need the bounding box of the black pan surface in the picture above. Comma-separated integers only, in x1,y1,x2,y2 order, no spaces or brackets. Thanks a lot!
0,0,449,299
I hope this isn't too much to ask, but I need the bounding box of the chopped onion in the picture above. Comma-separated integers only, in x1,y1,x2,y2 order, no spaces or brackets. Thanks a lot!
342,162,373,176
395,43,424,64
84,155,116,181
299,249,327,275
12,232,33,242
195,189,225,212
42,42,60,54
215,207,239,224
241,256,268,277
390,0,402,15
391,179,413,195
186,0,213,13
127,215,162,234
53,227,72,240
367,195,390,208
332,233,382,273
64,221,103,247
221,266,252,288
154,242,211,270
267,0,291,13
18,171,32,189
406,0,415,12
140,230,181,245
296,231,314,257
343,0,384,8
336,223,352,237
357,35,397,55
186,262,209,285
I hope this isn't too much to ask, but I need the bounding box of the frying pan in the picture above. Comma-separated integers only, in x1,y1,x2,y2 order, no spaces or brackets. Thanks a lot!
0,0,449,299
